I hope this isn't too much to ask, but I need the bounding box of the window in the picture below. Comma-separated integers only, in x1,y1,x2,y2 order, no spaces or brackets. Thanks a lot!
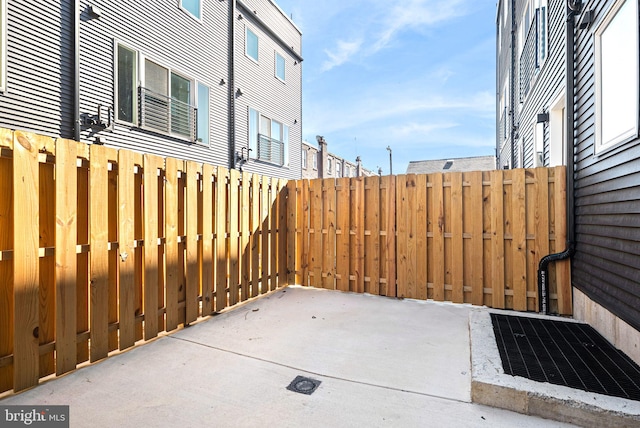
116,44,205,142
595,0,638,153
313,152,318,170
116,44,137,123
537,0,548,65
301,148,307,169
246,28,259,62
336,162,342,177
275,52,285,81
197,83,209,145
248,107,289,166
0,0,6,92
327,158,332,174
180,0,201,20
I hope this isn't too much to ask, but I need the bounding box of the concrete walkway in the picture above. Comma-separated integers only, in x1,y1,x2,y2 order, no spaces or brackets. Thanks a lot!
2,286,580,427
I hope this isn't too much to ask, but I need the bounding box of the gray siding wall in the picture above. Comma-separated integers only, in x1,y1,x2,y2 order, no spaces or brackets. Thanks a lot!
0,0,74,138
78,0,230,166
573,0,640,332
496,0,513,168
234,1,302,179
496,0,566,169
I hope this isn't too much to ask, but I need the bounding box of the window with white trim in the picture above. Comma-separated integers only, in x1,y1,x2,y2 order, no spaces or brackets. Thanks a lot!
275,52,285,81
336,162,342,177
180,0,201,20
301,148,307,169
246,28,259,62
312,152,317,170
248,107,289,166
595,0,639,153
115,43,209,142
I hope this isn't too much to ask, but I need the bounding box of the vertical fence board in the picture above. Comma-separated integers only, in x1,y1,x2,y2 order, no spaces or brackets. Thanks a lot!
117,150,136,349
431,173,445,301
278,178,288,288
165,158,180,331
554,167,571,315
261,177,271,293
381,176,396,297
55,139,78,375
250,174,260,297
76,161,90,362
335,178,350,292
216,167,228,311
269,179,278,291
451,172,464,304
185,162,200,323
396,175,407,298
415,175,427,300
512,169,527,310
469,171,484,306
352,177,365,293
12,131,40,391
202,164,214,315
89,145,110,361
491,170,506,309
534,168,550,312
301,180,310,287
241,173,251,300
0,131,14,393
365,176,380,295
229,169,240,304
309,179,322,289
38,161,55,378
143,155,161,339
322,179,336,290
287,180,297,285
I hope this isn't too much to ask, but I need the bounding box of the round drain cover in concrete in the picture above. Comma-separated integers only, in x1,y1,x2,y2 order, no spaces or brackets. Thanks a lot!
287,375,321,395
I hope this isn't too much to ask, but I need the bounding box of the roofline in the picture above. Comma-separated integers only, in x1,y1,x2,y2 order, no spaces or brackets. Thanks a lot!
268,0,302,35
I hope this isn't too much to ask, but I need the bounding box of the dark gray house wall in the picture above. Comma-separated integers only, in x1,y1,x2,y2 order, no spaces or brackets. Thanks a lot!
496,0,567,169
572,0,640,336
0,1,301,179
0,0,75,138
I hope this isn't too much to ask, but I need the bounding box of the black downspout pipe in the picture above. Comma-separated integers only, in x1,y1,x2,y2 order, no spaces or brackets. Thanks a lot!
73,0,81,141
509,0,516,169
229,0,236,169
537,3,578,314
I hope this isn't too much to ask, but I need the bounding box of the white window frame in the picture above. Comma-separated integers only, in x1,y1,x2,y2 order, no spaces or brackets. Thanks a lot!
0,0,6,92
275,52,285,82
196,82,210,146
179,0,202,21
246,27,259,63
312,152,318,170
301,148,307,169
248,107,289,166
536,0,548,67
595,0,639,154
114,41,139,125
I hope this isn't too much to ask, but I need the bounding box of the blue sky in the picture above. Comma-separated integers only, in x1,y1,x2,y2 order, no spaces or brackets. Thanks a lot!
274,0,496,174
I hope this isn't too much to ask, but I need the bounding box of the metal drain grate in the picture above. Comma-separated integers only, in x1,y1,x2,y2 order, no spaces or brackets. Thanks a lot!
491,313,640,401
287,375,321,395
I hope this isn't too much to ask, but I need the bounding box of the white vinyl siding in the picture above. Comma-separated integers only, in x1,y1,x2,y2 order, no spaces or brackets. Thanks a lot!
595,0,639,154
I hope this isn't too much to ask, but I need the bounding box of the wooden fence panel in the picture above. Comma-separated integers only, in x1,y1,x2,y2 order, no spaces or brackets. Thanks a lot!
228,169,240,305
55,139,78,375
165,158,180,332
490,170,506,309
278,178,288,288
351,177,365,293
89,145,110,362
76,158,91,363
364,176,380,296
381,175,396,297
250,174,260,297
143,155,162,339
12,131,41,392
450,172,464,304
286,180,298,285
431,173,445,301
0,130,13,394
469,171,484,306
309,179,322,288
261,177,271,293
415,174,427,300
216,167,228,311
202,164,215,315
335,178,350,292
396,175,408,298
240,173,251,300
553,167,571,315
269,179,278,291
322,179,336,290
511,169,527,311
38,159,55,379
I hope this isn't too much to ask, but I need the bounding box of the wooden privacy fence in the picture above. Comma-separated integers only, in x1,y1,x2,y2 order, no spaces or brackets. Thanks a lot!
0,127,571,395
288,168,570,315
0,129,290,394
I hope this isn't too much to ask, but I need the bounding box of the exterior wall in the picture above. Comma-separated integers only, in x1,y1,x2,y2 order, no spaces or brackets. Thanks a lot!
496,0,566,169
572,0,640,336
301,141,319,179
0,1,301,178
0,0,75,138
78,0,230,166
234,0,302,179
301,139,372,179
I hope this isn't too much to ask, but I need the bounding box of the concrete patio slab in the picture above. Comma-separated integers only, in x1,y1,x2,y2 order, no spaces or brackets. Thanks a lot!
2,286,580,427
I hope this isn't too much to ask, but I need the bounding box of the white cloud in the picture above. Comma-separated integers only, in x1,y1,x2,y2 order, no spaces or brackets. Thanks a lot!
395,121,459,137
321,38,363,72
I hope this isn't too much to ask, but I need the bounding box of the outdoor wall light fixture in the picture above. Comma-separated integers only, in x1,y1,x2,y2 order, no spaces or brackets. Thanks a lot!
220,78,226,85
537,113,549,123
88,4,102,18
579,10,595,30
294,119,298,124
238,13,243,19
236,88,243,97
